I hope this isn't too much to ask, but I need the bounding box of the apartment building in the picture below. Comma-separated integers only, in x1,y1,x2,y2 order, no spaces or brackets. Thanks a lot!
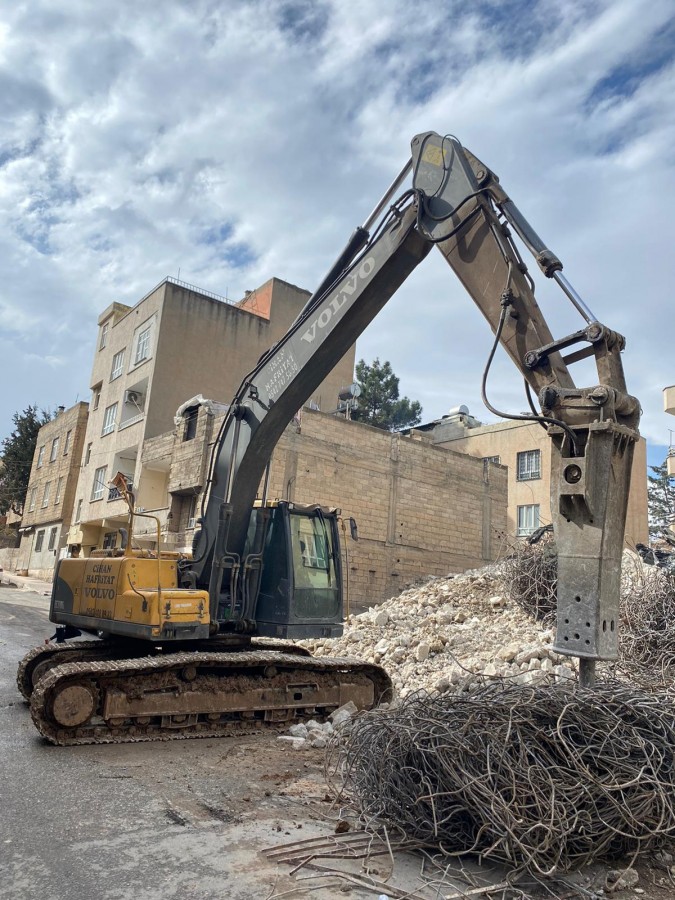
67,276,355,554
417,407,648,547
665,386,675,477
16,402,89,576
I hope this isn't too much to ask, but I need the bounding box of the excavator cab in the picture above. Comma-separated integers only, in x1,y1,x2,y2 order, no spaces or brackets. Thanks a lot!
253,502,344,640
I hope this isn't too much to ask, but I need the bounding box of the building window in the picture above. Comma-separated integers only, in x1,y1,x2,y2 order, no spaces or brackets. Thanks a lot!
75,498,83,522
101,403,118,436
92,386,101,410
110,349,125,381
35,530,45,552
55,476,63,505
63,430,72,455
135,324,152,365
102,531,117,550
28,486,37,512
48,527,58,551
50,436,60,461
517,504,540,537
37,445,45,468
183,407,198,441
91,466,107,501
484,455,501,465
85,442,92,465
41,482,51,507
187,495,198,528
100,321,109,350
516,449,541,481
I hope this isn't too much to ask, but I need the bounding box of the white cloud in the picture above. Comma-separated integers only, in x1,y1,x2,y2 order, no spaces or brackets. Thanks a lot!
0,0,673,457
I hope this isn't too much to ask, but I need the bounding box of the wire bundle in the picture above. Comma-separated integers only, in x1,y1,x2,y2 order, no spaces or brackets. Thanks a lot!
501,537,558,624
328,682,675,875
620,560,675,687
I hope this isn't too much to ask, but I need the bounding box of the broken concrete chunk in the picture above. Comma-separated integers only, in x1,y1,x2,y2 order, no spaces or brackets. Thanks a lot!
606,867,639,892
496,642,519,662
329,700,358,727
372,610,390,626
415,642,430,662
278,736,307,750
288,723,309,738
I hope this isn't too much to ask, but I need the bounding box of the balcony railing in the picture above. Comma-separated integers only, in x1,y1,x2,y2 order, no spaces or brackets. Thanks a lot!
108,481,133,502
118,413,144,431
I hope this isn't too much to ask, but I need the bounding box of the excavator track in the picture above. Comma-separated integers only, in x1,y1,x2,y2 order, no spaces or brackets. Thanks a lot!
17,637,311,701
30,650,392,746
17,640,117,701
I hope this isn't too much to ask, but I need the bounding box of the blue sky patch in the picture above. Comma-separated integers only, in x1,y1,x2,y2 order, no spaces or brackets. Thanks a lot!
278,1,329,43
587,16,675,108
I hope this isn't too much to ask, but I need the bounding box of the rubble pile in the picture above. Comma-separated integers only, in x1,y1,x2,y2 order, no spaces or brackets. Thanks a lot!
301,566,575,698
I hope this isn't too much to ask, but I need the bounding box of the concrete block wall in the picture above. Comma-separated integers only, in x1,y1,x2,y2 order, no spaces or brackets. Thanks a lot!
266,410,508,607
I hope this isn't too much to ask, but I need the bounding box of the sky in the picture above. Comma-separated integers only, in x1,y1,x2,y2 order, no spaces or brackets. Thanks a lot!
1,0,674,469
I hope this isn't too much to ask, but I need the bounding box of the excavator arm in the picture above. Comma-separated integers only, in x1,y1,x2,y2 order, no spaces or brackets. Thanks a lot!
191,131,640,685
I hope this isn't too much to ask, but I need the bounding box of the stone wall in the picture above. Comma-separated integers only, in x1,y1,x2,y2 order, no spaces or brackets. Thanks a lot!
266,411,508,608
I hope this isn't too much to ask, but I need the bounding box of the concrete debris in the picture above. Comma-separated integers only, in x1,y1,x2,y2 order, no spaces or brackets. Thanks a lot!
303,563,572,698
606,866,639,892
280,719,335,749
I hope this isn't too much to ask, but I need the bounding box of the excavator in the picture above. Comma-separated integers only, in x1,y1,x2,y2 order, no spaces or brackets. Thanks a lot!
18,131,640,745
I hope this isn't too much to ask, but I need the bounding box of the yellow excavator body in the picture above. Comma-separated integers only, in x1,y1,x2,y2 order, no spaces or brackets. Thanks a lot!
52,553,210,641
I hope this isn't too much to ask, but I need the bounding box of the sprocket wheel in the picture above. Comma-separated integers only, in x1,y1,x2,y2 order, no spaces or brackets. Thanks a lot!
49,681,98,728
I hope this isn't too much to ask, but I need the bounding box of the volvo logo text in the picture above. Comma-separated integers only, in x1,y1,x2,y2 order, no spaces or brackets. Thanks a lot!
300,257,375,344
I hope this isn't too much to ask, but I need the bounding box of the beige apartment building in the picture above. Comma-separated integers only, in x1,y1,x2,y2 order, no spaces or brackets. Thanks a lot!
665,385,675,478
139,405,508,606
67,276,355,554
418,407,648,547
16,402,89,576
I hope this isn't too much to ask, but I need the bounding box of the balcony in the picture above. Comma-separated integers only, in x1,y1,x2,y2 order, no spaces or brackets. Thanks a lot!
664,386,675,416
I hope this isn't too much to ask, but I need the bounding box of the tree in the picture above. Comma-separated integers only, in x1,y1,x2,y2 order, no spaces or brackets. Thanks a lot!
351,358,422,432
647,461,675,540
0,406,52,515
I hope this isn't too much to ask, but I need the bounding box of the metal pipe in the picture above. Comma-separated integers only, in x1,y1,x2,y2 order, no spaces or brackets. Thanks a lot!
499,198,598,323
362,158,413,232
261,460,271,507
553,271,598,324
224,414,242,503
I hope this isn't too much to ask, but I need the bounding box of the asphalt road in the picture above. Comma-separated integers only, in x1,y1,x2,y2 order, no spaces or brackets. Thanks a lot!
0,586,347,900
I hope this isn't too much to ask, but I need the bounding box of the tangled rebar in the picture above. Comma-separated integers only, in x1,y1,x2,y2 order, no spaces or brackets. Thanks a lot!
328,681,675,876
619,554,675,687
500,537,557,624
